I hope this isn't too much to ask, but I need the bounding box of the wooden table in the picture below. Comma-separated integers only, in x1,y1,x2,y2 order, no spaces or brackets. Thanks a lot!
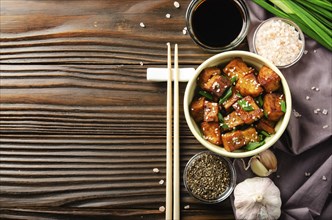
0,1,248,219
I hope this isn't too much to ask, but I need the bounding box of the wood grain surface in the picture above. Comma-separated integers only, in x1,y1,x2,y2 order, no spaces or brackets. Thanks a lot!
0,0,248,219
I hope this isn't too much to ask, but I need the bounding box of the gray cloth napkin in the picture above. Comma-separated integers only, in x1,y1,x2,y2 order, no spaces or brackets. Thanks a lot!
231,2,332,220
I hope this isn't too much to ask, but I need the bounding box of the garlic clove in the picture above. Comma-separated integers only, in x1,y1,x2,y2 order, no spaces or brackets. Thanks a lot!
250,150,278,177
250,157,270,176
259,149,277,171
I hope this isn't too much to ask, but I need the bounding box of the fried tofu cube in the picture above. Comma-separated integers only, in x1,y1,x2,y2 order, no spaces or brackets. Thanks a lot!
242,127,259,144
222,127,258,152
197,67,221,90
222,111,244,130
204,75,231,98
235,73,264,97
223,58,254,79
190,97,205,123
232,96,264,124
257,65,281,93
203,101,219,122
221,130,245,152
256,118,276,134
263,93,285,121
201,122,221,145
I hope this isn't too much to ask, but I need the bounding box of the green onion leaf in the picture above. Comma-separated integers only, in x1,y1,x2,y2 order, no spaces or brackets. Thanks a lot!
236,92,243,98
294,0,332,22
220,123,229,129
218,87,232,105
218,113,224,122
237,99,254,111
231,76,238,84
199,90,213,100
255,95,264,107
258,134,264,142
244,141,265,151
280,100,286,113
305,0,332,11
260,130,270,137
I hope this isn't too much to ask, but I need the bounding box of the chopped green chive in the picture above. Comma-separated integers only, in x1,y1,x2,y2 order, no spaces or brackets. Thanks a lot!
258,134,264,142
243,141,265,151
236,92,243,98
237,100,254,111
220,123,229,129
199,90,213,100
255,95,264,107
280,100,286,113
231,76,238,84
218,113,224,122
218,87,232,105
260,130,270,137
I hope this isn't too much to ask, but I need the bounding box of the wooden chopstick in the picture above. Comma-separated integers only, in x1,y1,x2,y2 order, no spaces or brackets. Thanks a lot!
165,42,173,220
173,44,180,220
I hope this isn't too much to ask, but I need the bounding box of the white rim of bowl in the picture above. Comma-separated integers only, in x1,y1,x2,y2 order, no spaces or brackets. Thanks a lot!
183,51,292,158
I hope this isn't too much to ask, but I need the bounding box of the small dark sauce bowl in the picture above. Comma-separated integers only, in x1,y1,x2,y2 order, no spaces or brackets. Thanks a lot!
186,0,250,52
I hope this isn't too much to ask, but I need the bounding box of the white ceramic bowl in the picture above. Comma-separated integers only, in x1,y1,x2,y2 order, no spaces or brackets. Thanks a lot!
183,51,292,158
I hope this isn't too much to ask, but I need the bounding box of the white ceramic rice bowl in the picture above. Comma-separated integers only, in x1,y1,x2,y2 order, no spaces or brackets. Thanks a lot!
183,51,292,158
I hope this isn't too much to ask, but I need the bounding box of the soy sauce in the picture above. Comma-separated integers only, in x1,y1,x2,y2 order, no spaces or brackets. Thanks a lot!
192,0,244,48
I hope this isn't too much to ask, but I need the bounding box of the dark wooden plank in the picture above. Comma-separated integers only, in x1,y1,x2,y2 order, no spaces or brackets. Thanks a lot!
0,0,247,64
0,0,243,219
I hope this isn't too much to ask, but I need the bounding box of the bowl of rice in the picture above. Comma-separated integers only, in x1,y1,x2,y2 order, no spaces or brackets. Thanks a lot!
253,17,305,68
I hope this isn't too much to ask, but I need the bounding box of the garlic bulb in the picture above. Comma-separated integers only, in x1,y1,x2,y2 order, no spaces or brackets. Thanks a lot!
250,149,277,176
234,177,281,220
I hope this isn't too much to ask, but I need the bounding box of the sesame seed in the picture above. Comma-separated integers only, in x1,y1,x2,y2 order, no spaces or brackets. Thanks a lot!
140,61,144,66
311,86,316,90
305,172,311,177
184,205,190,210
174,1,180,8
139,22,145,28
315,87,320,91
166,13,171,18
314,49,317,53
322,109,328,115
323,125,329,129
159,179,164,185
322,176,327,181
305,96,310,100
153,168,159,173
303,50,308,55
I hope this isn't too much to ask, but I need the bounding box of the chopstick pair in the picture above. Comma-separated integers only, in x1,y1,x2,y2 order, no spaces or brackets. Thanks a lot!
166,43,180,220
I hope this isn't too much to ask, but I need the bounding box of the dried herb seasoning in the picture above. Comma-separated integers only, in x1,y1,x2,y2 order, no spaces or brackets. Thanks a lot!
185,152,231,201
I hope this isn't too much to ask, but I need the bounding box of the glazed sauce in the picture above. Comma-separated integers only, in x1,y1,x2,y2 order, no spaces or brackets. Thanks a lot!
192,0,244,47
